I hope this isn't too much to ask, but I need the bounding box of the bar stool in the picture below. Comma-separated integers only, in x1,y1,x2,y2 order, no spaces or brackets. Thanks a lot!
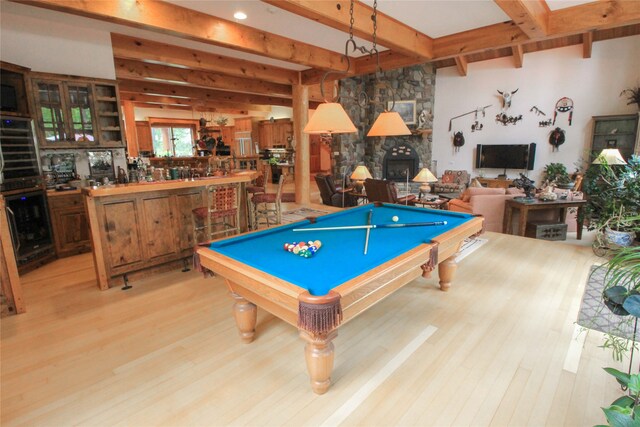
251,175,295,228
246,174,266,231
192,183,240,243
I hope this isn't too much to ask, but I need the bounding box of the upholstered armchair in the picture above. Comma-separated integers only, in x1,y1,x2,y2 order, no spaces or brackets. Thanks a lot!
363,178,416,205
433,170,470,194
314,174,357,207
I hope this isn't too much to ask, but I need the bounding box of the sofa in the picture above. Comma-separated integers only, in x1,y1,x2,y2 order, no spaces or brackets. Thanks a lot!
448,187,583,234
433,170,470,194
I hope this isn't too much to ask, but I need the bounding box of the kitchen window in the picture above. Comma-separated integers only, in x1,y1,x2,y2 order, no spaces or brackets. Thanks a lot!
151,125,194,157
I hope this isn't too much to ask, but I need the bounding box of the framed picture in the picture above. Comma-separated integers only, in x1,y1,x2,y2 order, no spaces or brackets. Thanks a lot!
388,100,416,125
88,150,115,181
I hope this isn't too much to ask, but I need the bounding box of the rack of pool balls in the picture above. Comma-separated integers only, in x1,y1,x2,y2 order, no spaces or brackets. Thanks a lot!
284,240,322,258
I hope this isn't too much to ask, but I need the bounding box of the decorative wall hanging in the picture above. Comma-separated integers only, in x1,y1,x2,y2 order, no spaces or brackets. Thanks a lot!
497,89,518,110
495,113,523,126
548,127,566,151
530,106,546,116
471,121,483,132
552,97,574,125
416,109,431,130
448,105,491,131
453,131,465,152
539,118,552,127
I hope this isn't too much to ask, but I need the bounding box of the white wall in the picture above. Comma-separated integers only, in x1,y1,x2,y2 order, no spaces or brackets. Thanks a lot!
433,35,640,183
0,2,116,79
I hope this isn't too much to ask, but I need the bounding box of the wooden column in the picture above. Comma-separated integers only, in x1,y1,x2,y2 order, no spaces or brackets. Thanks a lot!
293,84,310,205
0,195,25,314
122,100,138,157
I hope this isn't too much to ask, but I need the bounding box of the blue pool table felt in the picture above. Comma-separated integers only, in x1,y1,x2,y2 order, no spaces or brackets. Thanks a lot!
207,203,474,296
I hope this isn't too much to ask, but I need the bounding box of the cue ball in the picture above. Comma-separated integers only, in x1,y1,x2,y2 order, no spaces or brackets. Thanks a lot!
392,215,399,222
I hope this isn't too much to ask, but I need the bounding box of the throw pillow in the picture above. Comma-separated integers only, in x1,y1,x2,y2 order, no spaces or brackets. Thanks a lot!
469,178,483,188
441,173,454,184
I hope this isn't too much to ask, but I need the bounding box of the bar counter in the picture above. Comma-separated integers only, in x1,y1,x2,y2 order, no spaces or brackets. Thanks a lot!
84,171,258,290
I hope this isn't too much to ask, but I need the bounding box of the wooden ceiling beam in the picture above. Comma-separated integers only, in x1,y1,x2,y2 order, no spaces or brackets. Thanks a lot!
262,0,433,60
117,80,294,107
433,22,529,59
132,102,193,111
512,44,524,68
190,106,250,115
12,0,346,71
354,50,421,75
494,0,549,38
583,31,594,58
111,34,298,85
454,56,468,76
548,1,640,36
119,92,272,112
114,58,292,97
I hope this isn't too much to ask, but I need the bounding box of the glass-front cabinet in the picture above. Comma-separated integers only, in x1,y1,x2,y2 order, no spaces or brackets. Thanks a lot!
31,74,124,149
590,113,640,162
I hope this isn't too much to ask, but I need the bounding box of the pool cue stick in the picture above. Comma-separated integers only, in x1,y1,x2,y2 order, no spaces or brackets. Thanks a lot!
364,209,373,255
405,169,409,205
292,221,447,232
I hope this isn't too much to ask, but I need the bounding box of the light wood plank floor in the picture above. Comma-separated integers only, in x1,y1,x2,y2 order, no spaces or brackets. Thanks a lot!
1,214,625,426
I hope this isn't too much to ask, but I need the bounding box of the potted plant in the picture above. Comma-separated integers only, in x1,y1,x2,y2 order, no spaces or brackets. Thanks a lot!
584,155,640,243
620,84,640,110
543,162,574,189
596,242,640,426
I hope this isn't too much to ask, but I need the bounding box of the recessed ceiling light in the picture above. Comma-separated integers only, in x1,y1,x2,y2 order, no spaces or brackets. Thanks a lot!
234,11,247,20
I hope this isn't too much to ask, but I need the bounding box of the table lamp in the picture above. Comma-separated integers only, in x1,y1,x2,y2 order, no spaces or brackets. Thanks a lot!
412,167,437,197
350,165,372,194
592,148,627,165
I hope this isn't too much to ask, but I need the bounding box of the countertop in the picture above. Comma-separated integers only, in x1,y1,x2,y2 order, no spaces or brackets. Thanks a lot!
82,170,259,198
46,188,82,197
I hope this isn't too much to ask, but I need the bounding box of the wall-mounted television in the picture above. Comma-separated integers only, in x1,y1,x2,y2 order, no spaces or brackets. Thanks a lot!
475,143,536,171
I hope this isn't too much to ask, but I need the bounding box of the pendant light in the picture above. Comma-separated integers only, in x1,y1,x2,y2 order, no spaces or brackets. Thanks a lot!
303,0,410,137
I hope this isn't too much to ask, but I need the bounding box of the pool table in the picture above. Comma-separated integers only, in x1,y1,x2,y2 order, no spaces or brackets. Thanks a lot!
196,203,484,394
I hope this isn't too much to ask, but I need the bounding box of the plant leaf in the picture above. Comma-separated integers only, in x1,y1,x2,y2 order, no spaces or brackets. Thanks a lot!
611,396,636,408
602,407,636,427
628,374,640,395
605,287,632,315
623,295,640,318
605,367,631,386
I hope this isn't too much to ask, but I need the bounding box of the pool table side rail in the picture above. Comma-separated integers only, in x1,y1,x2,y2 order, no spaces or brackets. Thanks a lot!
431,216,484,262
196,248,302,326
336,216,483,324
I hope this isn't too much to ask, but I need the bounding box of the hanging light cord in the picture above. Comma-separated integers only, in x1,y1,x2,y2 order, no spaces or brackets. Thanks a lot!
319,0,397,112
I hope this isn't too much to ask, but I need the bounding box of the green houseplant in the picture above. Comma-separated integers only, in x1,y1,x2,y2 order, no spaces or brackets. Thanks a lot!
620,84,640,110
584,155,640,240
597,242,640,426
543,162,574,189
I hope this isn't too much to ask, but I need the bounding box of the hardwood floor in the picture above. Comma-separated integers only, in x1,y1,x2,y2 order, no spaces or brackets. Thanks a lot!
1,219,625,425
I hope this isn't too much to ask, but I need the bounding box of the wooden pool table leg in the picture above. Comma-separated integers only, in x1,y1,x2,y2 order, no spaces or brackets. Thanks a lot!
300,330,338,394
438,254,458,292
231,293,257,343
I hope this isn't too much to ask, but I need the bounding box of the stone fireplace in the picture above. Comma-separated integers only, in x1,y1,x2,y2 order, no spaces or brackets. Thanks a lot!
331,63,436,193
383,142,419,182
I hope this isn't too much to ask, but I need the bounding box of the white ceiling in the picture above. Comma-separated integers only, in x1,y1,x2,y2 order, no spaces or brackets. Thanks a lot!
165,0,596,57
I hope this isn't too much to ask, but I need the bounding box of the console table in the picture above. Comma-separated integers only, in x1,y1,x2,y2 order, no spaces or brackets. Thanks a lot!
503,198,586,240
476,177,514,189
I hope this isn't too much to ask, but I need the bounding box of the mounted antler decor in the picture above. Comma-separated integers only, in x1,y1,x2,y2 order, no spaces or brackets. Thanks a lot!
497,88,518,110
